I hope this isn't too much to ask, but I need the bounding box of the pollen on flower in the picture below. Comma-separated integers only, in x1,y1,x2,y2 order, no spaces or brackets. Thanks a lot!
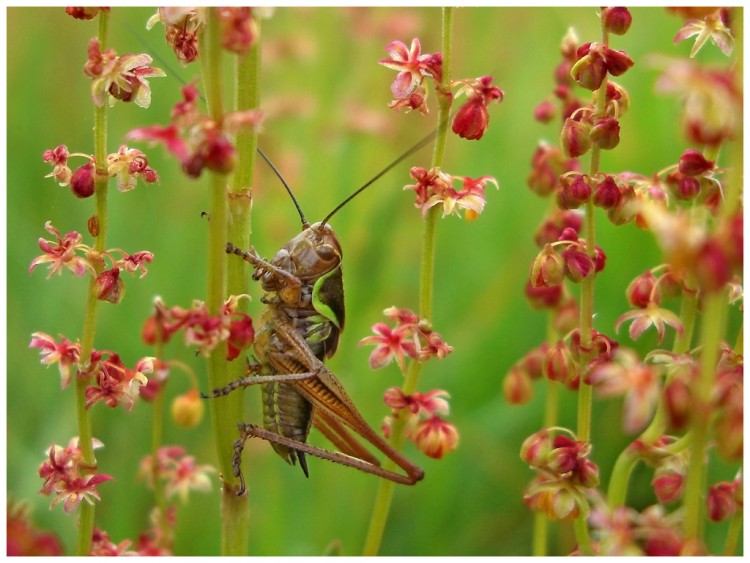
403,166,498,220
84,38,165,108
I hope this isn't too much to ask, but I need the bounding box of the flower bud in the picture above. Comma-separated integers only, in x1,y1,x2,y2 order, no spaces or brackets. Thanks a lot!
70,163,95,198
503,365,533,404
521,345,547,380
171,389,204,428
714,407,742,461
525,281,563,309
590,117,620,150
678,149,714,176
664,377,692,430
592,175,622,209
204,136,237,175
531,244,565,287
603,47,634,77
571,49,607,90
607,185,637,225
563,247,595,282
593,245,607,273
694,238,732,293
561,118,592,158
652,465,685,504
534,100,556,123
543,341,576,384
452,98,489,140
412,416,459,459
601,7,632,35
557,174,591,209
520,429,552,466
707,481,739,522
627,270,659,308
667,172,701,201
95,268,125,304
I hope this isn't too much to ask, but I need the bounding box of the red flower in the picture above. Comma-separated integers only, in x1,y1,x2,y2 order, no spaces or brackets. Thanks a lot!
412,415,459,459
380,38,441,98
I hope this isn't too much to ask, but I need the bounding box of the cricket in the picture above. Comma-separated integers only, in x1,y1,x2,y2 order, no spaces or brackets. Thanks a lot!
203,130,438,494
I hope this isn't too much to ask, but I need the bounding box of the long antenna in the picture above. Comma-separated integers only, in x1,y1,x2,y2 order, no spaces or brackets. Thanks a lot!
320,125,440,227
256,147,308,227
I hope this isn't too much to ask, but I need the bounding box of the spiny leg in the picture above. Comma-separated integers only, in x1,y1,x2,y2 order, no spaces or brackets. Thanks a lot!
239,423,420,485
201,371,318,399
233,424,253,496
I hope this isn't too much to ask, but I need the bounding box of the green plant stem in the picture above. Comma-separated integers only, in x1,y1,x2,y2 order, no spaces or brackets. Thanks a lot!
723,503,742,555
683,291,726,541
362,8,453,556
73,10,111,556
199,10,248,556
532,308,563,555
215,15,263,557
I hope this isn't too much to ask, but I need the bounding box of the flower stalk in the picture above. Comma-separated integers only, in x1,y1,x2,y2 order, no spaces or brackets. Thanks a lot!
74,10,111,555
198,10,248,555
362,8,454,556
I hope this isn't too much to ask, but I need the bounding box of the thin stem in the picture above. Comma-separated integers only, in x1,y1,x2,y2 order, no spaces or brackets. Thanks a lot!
572,17,610,556
216,13,263,557
75,10,110,556
683,291,726,540
362,8,453,556
199,10,248,556
723,503,742,555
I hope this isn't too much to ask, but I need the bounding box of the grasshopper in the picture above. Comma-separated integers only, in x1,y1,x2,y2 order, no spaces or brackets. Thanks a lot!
205,131,437,494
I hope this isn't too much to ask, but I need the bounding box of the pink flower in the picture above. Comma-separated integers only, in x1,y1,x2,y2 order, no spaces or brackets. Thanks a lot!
140,447,215,503
405,166,498,220
674,10,734,58
38,437,112,514
29,332,81,388
588,349,660,433
106,145,160,191
29,222,93,278
380,38,441,98
359,322,417,372
85,38,165,108
615,304,684,343
84,353,153,411
42,145,72,185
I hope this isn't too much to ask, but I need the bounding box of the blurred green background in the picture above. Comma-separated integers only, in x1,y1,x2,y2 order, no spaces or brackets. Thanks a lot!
7,7,741,556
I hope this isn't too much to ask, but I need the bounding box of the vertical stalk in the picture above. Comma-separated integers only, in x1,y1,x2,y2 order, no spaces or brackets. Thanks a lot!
572,17,610,556
199,10,247,555
218,12,264,557
362,8,453,556
75,10,110,555
533,315,561,555
683,291,726,540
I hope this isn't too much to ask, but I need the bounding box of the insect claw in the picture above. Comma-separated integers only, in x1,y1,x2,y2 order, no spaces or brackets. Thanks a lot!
298,451,310,478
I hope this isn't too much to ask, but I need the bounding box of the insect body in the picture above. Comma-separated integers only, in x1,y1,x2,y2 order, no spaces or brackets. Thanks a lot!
206,130,438,494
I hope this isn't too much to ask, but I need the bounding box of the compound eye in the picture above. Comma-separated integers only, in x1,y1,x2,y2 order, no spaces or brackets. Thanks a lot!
316,244,335,261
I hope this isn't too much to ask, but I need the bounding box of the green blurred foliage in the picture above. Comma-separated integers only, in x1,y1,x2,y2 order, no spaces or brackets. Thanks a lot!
7,6,740,556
